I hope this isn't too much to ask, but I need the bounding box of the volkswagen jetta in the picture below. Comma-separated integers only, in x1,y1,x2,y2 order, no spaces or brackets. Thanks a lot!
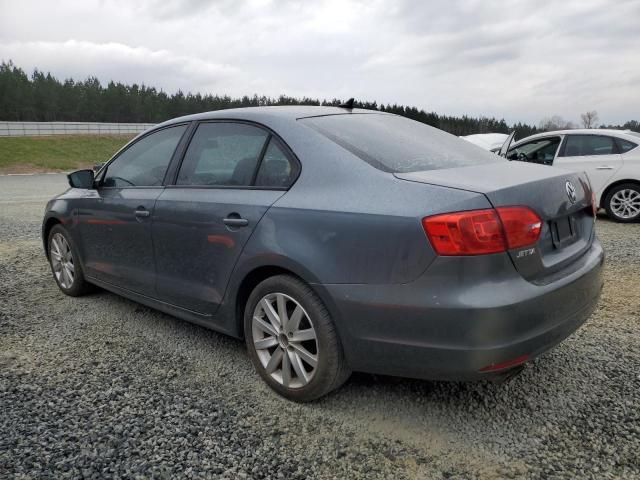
42,106,604,401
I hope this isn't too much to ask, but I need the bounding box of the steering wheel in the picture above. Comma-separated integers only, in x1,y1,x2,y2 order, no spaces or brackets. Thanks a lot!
518,152,529,162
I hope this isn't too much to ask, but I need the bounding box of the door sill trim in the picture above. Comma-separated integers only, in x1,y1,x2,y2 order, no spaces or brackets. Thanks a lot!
86,275,213,318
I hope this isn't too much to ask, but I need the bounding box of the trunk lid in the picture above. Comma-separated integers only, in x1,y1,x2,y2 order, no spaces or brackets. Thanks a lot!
396,162,595,282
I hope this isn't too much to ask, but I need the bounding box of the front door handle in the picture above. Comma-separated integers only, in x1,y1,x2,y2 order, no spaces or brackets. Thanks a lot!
223,216,249,227
596,166,614,170
134,209,150,218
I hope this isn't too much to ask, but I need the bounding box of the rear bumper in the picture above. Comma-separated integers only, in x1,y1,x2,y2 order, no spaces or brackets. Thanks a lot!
318,239,604,380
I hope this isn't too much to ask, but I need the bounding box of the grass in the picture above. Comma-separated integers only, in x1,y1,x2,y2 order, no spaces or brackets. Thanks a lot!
0,135,135,174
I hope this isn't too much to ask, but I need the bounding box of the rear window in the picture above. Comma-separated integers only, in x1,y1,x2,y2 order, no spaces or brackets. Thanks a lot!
299,113,503,173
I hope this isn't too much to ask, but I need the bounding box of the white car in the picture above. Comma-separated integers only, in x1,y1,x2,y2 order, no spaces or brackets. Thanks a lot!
506,129,640,222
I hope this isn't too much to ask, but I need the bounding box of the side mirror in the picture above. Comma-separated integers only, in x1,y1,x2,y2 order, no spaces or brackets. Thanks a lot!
67,169,95,189
93,162,105,172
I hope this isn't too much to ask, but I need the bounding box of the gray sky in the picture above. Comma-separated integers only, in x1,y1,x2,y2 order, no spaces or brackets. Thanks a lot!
1,0,638,124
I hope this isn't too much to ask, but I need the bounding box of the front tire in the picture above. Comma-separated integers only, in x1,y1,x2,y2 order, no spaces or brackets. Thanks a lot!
48,224,92,296
244,275,350,402
604,183,640,223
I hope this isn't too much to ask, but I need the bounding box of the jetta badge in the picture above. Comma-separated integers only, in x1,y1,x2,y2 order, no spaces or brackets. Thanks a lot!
565,181,577,204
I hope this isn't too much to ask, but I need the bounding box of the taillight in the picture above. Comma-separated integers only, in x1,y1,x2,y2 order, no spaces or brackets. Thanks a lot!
422,209,505,255
422,207,542,256
495,207,542,249
591,192,598,218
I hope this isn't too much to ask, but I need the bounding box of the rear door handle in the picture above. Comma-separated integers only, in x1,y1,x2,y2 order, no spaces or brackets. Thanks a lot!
596,166,614,170
134,209,150,218
223,217,249,227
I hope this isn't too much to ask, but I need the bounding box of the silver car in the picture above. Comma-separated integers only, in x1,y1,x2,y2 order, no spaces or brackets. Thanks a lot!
43,106,604,401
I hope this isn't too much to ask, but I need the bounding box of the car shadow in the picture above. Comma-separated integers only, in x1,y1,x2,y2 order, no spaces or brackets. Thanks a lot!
82,286,589,416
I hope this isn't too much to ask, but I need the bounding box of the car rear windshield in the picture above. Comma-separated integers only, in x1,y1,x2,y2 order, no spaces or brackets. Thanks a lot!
300,113,504,173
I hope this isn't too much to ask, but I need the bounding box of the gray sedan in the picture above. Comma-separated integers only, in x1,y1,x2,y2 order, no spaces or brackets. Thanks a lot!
42,106,604,401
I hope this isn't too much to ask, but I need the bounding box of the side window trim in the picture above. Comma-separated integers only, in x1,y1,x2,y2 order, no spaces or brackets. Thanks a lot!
557,135,568,158
250,133,273,186
98,122,191,189
167,119,301,190
161,121,198,186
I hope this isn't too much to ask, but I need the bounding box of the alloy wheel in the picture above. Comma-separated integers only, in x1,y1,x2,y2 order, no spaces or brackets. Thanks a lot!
251,292,319,389
610,188,640,219
50,233,75,289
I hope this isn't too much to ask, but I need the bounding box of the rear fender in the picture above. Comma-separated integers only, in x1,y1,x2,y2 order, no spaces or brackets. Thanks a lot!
219,252,344,339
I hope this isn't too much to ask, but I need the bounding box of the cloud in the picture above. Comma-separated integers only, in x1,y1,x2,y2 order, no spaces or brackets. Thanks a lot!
0,0,638,124
0,40,240,92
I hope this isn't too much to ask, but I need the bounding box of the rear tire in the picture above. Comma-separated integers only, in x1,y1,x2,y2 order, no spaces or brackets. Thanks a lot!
244,275,350,402
604,183,640,223
47,224,92,296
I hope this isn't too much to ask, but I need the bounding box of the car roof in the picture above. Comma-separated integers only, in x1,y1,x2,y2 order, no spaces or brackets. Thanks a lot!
514,128,638,145
155,105,387,129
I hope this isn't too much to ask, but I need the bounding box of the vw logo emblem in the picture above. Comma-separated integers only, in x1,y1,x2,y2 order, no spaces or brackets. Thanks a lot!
565,181,577,204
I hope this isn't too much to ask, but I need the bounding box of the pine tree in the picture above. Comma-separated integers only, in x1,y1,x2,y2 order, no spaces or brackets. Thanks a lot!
0,60,637,137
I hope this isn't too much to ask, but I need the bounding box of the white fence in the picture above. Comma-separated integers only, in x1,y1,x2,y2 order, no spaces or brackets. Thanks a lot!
0,121,156,137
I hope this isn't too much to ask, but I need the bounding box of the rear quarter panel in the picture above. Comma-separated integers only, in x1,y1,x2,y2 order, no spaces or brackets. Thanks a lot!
611,150,640,185
233,122,493,285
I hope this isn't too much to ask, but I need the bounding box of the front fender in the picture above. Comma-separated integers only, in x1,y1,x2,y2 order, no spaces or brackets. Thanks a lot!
41,198,77,257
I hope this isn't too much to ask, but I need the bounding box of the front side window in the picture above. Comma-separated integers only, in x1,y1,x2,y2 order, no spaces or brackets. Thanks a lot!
102,125,187,187
177,123,269,186
561,135,616,157
507,137,561,165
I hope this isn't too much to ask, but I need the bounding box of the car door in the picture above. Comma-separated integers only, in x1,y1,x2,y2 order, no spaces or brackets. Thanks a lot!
78,124,188,296
554,134,623,197
152,121,299,315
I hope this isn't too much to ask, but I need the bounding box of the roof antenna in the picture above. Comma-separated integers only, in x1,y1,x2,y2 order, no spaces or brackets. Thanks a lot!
339,98,355,109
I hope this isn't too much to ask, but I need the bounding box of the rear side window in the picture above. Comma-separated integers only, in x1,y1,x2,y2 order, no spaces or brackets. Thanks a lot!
177,123,268,186
616,138,638,153
300,114,503,173
102,125,187,187
255,139,299,187
561,135,616,157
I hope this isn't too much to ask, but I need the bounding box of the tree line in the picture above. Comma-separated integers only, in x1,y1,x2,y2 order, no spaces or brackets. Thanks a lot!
0,61,637,138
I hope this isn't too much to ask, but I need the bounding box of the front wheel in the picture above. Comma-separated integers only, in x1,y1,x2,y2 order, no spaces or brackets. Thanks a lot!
244,275,350,402
48,224,92,296
604,183,640,223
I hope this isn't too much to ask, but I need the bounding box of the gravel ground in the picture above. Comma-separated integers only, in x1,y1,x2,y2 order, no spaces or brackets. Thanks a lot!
1,174,639,479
